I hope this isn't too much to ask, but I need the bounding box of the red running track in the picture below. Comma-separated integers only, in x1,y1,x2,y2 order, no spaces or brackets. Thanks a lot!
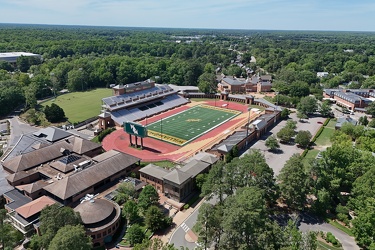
102,101,249,162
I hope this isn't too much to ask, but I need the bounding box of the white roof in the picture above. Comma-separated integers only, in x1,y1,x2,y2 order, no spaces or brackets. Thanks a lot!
0,52,40,58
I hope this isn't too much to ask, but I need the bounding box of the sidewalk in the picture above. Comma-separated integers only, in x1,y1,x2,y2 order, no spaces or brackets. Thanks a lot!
157,197,206,244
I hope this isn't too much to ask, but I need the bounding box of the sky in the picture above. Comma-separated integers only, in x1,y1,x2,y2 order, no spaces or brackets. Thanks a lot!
0,0,374,31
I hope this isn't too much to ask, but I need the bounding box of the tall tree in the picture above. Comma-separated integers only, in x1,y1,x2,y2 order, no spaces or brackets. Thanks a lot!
48,225,92,250
138,185,159,211
115,182,137,205
127,224,145,246
297,96,318,115
35,204,82,249
145,206,171,232
278,154,309,210
122,200,139,225
265,135,280,152
0,209,23,250
295,130,312,148
44,103,65,123
352,198,375,249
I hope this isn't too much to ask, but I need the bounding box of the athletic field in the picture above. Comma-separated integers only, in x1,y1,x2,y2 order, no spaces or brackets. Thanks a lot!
41,88,112,123
146,104,241,146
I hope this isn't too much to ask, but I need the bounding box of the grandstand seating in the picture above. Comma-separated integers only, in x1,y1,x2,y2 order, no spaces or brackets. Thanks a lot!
104,84,189,124
102,85,176,111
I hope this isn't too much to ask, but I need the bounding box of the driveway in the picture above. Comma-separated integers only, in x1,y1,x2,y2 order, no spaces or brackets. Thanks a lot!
299,213,360,250
242,112,326,176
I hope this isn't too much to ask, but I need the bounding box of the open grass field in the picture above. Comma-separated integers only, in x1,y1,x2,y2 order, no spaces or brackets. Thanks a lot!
314,120,336,146
146,104,241,146
41,88,112,123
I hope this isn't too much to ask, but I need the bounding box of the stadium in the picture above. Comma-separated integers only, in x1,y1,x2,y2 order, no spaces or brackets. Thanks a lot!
99,79,281,163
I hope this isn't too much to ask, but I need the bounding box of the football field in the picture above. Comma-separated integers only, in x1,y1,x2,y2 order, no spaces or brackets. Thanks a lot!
146,104,241,146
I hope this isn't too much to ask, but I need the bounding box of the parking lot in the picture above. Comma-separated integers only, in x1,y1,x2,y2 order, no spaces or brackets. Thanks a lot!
242,112,326,176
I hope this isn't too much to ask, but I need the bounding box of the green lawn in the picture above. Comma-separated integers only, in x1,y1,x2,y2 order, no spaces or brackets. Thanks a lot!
41,88,112,123
141,160,175,169
303,149,319,168
315,127,335,147
317,240,343,250
146,104,241,146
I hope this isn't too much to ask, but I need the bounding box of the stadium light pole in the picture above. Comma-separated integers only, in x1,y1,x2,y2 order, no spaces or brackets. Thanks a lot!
160,118,163,141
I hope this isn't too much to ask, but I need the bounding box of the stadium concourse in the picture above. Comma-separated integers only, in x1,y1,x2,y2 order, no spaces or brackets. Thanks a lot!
102,100,259,162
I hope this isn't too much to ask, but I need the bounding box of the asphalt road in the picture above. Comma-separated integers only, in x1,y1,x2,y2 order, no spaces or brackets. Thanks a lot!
169,197,218,249
299,213,360,250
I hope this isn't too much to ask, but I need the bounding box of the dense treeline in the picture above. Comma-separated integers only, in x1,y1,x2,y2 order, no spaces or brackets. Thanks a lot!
1,25,375,116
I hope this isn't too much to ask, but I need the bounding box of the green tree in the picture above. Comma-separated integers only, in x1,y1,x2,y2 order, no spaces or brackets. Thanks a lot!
122,200,139,225
295,130,312,148
277,127,295,143
358,116,369,126
367,119,375,128
352,198,375,248
145,205,170,232
297,111,308,121
319,101,332,117
286,120,297,130
297,96,318,115
115,182,137,205
198,72,217,93
366,102,375,117
278,154,309,210
127,224,145,246
133,238,179,250
221,187,268,249
0,209,23,250
289,81,310,97
195,173,207,191
67,68,88,91
280,108,290,120
48,225,92,250
34,204,82,249
44,103,65,123
138,185,159,211
265,135,280,152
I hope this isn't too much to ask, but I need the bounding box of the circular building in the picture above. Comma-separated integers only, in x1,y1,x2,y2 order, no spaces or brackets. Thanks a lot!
74,198,121,248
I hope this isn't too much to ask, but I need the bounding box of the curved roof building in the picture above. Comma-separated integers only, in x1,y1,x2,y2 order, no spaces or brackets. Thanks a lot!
74,198,121,247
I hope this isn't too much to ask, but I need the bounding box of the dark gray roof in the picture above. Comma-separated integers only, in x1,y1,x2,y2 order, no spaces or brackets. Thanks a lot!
336,116,357,128
222,77,244,86
3,189,32,210
252,119,267,130
139,164,169,180
180,159,210,178
33,127,72,142
214,130,248,152
163,169,191,185
189,152,218,164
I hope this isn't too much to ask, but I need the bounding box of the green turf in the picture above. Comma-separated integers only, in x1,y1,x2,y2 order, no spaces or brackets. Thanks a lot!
315,127,335,146
41,88,112,123
146,104,241,146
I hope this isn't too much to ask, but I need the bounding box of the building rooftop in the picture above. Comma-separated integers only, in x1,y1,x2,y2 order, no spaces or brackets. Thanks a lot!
222,76,245,86
180,159,210,178
15,196,56,219
139,163,170,180
33,127,72,142
0,52,41,63
3,189,32,211
163,169,191,185
43,151,140,200
74,199,115,225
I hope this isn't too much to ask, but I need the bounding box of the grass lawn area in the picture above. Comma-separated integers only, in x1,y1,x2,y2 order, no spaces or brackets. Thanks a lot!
325,119,337,129
303,149,319,167
328,219,354,237
314,127,335,147
41,88,112,123
146,104,240,146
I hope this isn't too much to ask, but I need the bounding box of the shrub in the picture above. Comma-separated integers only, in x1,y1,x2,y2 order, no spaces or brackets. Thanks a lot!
323,118,331,126
97,128,115,142
183,204,189,210
326,232,341,247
